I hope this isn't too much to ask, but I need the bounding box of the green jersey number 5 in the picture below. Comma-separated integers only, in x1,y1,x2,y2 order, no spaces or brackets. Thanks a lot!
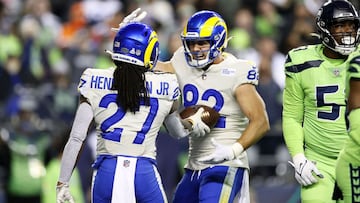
316,85,341,121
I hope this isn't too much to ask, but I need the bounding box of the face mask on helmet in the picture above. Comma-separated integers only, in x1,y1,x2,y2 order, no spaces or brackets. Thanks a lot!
316,0,360,55
107,22,159,70
181,10,228,69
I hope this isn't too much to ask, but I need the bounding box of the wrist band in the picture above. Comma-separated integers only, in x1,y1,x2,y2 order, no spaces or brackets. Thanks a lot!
231,142,244,157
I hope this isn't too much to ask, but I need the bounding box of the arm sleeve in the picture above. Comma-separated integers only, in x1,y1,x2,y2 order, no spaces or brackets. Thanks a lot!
282,62,305,157
348,108,360,146
58,102,93,184
232,60,258,93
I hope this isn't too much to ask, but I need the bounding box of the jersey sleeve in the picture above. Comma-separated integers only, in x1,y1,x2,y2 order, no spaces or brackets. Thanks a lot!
166,73,181,101
348,55,360,145
348,108,360,146
169,47,183,65
349,55,360,80
77,68,93,100
282,53,306,157
231,59,259,93
147,72,180,101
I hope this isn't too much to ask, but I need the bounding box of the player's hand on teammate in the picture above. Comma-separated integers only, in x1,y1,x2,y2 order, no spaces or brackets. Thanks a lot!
56,183,75,203
186,107,211,137
112,8,147,32
288,154,324,186
198,138,244,164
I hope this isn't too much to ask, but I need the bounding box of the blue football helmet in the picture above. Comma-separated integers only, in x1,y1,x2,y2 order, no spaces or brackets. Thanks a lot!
109,22,159,70
316,0,360,55
181,10,228,69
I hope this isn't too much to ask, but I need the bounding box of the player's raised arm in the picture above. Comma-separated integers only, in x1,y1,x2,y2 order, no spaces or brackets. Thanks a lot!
155,61,175,73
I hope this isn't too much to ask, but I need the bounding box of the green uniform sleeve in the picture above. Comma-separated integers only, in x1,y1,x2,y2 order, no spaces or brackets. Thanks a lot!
348,55,360,146
348,108,360,146
42,159,85,203
282,56,305,157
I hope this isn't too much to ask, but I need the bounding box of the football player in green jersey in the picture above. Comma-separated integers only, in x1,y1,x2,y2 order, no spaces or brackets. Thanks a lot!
335,54,360,203
282,0,360,202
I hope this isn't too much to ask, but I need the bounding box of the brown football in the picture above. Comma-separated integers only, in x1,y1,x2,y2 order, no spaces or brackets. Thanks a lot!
179,105,220,128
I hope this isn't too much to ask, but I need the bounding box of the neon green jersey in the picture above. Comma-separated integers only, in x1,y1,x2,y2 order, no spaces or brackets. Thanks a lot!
341,53,360,164
347,53,360,97
283,44,349,158
41,158,85,203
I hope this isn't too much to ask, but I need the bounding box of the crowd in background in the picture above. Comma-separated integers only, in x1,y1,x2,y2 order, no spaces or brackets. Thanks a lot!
0,0,358,203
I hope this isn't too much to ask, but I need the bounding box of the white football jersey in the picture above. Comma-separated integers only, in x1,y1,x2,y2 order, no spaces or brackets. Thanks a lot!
78,67,180,159
171,47,258,170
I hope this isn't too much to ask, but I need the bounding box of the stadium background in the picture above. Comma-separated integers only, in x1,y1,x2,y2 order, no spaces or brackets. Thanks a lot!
0,0,358,202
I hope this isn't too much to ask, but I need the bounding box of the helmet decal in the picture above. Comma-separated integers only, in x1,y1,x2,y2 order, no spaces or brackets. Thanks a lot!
107,22,159,70
144,31,159,70
200,17,226,37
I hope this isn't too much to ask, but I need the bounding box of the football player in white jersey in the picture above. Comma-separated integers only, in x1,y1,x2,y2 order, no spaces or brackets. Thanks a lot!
55,13,209,203
156,10,270,203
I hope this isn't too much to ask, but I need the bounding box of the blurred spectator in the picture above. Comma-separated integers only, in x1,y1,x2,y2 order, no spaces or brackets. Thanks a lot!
23,0,62,45
57,2,87,49
18,16,61,85
255,38,283,127
68,26,109,82
0,17,22,66
0,55,22,103
160,30,183,61
173,0,196,28
0,128,10,203
237,36,286,90
140,0,177,62
40,58,78,124
236,36,284,179
0,1,358,202
194,0,218,11
2,91,51,203
282,2,319,53
81,0,122,24
0,2,22,103
217,0,241,27
16,0,63,87
1,0,23,18
268,0,293,9
41,127,84,203
302,0,325,16
254,0,284,42
227,7,255,53
239,37,284,163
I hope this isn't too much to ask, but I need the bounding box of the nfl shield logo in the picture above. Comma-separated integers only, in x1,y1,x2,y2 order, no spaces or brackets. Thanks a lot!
123,160,130,168
333,69,340,77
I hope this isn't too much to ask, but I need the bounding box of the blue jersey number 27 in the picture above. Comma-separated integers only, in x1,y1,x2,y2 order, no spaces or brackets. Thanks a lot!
98,93,159,144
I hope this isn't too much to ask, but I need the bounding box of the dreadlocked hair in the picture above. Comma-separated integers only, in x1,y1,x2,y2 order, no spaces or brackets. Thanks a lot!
111,60,150,113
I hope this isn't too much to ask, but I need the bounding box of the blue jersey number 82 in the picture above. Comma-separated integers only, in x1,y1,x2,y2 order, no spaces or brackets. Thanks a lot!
182,84,225,128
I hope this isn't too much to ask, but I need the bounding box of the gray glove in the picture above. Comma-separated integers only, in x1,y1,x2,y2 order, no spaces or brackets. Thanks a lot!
56,183,75,203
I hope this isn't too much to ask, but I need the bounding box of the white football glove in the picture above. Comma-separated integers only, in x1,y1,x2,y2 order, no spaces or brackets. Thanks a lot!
198,138,244,164
56,183,75,203
288,154,324,186
186,107,210,137
111,8,147,32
